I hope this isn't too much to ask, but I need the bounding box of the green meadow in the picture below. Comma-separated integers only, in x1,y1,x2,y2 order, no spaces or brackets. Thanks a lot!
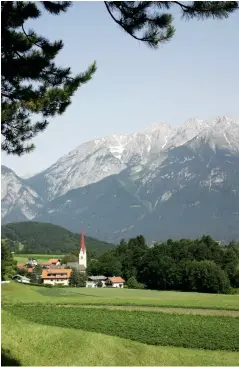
1,282,239,366
13,253,63,263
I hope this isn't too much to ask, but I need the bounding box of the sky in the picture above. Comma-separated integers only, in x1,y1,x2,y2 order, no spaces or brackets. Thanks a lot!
2,1,239,177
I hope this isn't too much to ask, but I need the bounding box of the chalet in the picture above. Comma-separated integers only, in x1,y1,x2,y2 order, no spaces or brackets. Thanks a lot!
86,276,107,288
42,268,72,286
106,277,125,288
48,258,61,266
17,263,33,273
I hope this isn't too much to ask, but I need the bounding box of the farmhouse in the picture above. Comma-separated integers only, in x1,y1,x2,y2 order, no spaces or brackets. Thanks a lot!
17,263,33,273
86,275,107,288
42,269,72,286
106,277,125,288
48,258,61,266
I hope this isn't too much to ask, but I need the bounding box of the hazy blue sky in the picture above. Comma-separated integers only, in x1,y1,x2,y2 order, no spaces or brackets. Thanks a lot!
2,2,239,177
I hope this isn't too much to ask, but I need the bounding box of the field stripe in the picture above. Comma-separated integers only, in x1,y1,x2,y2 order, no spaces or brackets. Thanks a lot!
6,304,239,351
53,304,239,317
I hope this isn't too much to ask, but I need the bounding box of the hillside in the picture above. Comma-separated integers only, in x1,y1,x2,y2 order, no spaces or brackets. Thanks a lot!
1,222,115,255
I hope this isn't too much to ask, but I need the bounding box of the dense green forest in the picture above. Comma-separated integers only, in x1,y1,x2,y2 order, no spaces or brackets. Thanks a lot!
87,235,239,294
1,222,115,255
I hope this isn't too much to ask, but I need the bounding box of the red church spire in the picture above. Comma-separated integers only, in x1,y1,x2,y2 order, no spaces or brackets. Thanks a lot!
80,231,86,253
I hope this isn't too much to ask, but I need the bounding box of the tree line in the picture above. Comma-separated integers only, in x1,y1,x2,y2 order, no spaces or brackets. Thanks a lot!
87,235,239,294
2,234,239,294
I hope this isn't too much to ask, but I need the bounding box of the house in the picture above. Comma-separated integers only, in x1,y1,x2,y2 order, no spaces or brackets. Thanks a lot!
17,263,33,273
41,268,72,286
106,277,125,288
17,263,26,270
48,258,61,266
12,275,30,284
86,276,107,288
26,258,38,266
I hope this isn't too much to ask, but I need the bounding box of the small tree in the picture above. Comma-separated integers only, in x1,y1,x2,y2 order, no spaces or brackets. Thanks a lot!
1,241,17,280
61,254,78,265
97,280,103,288
69,268,87,287
18,267,30,278
30,264,43,284
69,268,79,286
78,272,87,287
127,276,144,289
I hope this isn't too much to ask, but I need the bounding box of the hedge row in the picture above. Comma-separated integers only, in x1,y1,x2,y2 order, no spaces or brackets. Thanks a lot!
6,304,239,351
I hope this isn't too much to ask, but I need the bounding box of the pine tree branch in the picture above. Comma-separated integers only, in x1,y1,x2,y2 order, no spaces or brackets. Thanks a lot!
20,24,75,82
1,92,11,98
104,1,150,43
173,1,239,18
173,1,194,11
21,24,42,49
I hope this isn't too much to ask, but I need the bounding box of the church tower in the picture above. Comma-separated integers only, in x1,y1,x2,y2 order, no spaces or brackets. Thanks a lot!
79,231,87,269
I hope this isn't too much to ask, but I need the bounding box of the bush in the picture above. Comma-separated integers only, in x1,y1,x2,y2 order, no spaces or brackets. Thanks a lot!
127,277,144,289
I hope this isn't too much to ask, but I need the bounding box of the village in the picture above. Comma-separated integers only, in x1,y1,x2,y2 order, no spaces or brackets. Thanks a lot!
13,232,125,288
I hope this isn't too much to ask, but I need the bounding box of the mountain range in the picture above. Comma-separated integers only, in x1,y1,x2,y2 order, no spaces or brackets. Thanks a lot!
2,116,239,243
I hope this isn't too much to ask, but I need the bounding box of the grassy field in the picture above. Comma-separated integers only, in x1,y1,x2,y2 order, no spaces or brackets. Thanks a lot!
2,282,239,366
2,282,239,310
14,253,63,263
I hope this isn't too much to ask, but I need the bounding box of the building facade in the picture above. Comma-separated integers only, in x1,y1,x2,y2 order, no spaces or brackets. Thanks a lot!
86,276,107,288
42,269,72,286
106,277,125,288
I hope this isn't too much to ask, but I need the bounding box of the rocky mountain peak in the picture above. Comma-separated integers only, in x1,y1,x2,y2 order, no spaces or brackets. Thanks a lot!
2,116,239,243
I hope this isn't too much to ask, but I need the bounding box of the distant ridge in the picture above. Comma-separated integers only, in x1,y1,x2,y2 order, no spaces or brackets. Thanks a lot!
1,221,115,254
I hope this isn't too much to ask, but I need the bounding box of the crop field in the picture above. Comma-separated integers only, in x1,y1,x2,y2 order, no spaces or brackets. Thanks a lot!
1,282,239,366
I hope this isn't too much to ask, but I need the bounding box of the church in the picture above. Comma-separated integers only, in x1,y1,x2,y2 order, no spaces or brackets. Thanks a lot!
41,231,125,287
66,231,87,272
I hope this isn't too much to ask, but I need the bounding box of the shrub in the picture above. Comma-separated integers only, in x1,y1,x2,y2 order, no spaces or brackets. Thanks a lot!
186,260,231,294
127,276,144,289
